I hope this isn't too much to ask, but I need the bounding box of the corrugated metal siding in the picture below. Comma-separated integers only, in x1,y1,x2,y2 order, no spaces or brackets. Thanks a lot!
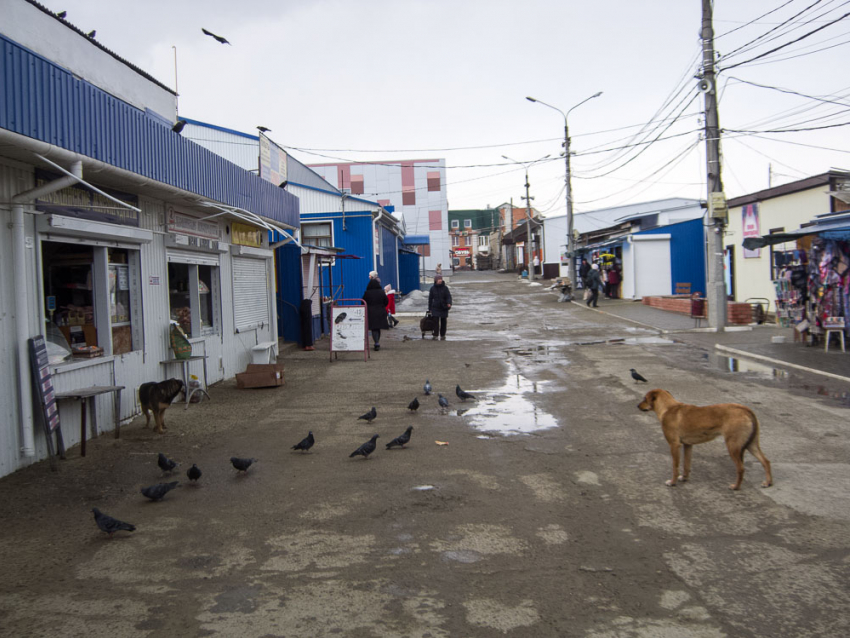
275,242,303,342
302,211,374,299
398,251,421,294
377,226,399,291
637,219,706,295
183,123,259,173
233,257,271,331
0,34,299,227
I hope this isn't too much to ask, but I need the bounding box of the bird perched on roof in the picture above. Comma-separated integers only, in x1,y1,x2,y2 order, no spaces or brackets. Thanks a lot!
201,28,231,45
630,368,648,383
92,508,135,538
230,457,257,472
386,426,413,449
438,394,449,410
257,126,272,133
424,379,432,395
408,397,420,412
86,30,96,38
187,464,202,482
358,407,377,422
158,452,178,473
456,384,476,402
141,481,179,501
56,11,67,19
350,434,379,459
172,120,187,134
292,431,315,453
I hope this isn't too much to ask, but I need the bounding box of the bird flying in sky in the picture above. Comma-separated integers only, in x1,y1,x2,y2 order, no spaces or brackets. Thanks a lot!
202,28,231,45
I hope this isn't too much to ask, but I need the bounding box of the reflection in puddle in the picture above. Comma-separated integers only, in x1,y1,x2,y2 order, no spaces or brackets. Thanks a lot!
412,485,436,491
503,345,569,361
802,385,850,406
460,374,558,436
703,353,788,378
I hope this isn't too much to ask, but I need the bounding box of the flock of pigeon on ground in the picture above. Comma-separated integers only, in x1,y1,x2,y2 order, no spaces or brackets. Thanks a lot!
91,379,485,538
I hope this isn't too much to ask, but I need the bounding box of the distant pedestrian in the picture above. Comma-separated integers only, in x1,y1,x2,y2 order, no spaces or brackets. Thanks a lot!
586,263,602,308
533,254,540,275
384,284,399,327
606,265,620,299
428,275,453,340
435,263,443,277
363,277,389,351
579,258,591,288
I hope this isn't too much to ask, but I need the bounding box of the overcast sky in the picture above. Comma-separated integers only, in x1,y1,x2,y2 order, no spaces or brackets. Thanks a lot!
45,0,850,216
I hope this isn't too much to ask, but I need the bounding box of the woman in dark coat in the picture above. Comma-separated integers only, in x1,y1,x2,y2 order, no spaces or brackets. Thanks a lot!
427,275,453,340
363,276,389,350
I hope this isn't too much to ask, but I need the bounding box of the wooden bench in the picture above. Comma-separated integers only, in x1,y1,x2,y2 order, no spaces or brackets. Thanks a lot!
251,340,279,364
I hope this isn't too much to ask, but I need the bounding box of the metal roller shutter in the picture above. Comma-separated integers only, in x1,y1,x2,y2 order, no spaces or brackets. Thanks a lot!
233,257,270,331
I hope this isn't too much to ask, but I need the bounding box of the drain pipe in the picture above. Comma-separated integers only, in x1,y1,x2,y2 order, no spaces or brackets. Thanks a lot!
10,161,83,457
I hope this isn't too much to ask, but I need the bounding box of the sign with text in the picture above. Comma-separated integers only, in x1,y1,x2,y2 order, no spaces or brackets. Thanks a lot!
166,207,221,240
330,302,368,361
232,222,264,248
34,170,139,227
259,132,288,187
742,203,761,259
29,336,60,432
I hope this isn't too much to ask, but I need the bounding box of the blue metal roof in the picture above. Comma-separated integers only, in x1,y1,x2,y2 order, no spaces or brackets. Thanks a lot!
0,33,298,228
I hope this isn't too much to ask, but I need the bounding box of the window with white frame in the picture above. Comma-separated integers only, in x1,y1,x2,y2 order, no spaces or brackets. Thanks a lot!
452,235,460,246
478,235,488,247
464,219,472,229
302,221,333,247
168,260,221,337
451,219,459,229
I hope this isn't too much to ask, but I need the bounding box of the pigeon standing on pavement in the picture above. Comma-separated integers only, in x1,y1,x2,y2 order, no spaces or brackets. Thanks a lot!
201,28,231,45
456,384,476,402
141,481,179,501
231,457,257,472
438,394,449,410
630,368,648,383
424,380,432,395
386,426,413,449
408,397,420,412
292,431,315,453
158,452,178,473
350,435,379,459
92,508,135,538
358,407,377,422
187,464,202,482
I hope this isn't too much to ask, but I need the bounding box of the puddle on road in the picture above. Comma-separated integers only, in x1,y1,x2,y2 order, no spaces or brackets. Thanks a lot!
412,485,436,491
801,385,850,406
442,550,482,563
703,353,789,378
458,374,558,436
503,345,568,362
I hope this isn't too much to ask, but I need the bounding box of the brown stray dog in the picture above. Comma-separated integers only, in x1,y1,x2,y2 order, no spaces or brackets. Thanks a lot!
637,389,772,490
139,379,185,434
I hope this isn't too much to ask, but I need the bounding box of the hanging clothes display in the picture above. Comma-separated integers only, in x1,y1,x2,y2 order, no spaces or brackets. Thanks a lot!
806,237,850,341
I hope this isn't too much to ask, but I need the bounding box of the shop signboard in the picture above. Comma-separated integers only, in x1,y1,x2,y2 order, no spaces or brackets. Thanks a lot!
330,301,368,361
232,222,264,248
742,204,761,259
166,207,221,240
34,170,139,227
454,248,470,256
259,132,287,187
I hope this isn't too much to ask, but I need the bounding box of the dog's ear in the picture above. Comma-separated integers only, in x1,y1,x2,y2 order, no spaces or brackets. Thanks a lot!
646,390,658,405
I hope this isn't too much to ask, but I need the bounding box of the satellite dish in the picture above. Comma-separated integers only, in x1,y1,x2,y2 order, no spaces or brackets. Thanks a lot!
698,78,714,94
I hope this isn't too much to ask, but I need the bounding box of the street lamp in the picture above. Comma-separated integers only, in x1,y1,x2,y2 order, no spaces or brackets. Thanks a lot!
527,92,602,289
501,154,550,281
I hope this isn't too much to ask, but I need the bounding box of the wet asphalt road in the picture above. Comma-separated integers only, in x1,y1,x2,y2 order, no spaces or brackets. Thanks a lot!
1,271,849,637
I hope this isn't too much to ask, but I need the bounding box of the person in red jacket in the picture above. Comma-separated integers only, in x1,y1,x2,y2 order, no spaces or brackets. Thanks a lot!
384,284,400,327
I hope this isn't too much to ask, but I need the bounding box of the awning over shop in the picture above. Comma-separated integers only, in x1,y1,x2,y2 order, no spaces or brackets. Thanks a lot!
402,235,430,246
742,213,850,250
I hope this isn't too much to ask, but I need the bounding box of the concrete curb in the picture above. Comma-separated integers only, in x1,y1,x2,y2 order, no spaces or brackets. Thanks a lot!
570,300,708,335
715,344,850,384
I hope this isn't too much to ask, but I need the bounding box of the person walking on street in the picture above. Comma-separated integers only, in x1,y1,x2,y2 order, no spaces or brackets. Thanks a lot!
606,265,620,299
579,258,591,289
384,284,400,327
428,274,453,340
363,272,389,350
586,263,602,308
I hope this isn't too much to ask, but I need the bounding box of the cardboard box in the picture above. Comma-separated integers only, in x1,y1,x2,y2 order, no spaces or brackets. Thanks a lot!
236,363,285,389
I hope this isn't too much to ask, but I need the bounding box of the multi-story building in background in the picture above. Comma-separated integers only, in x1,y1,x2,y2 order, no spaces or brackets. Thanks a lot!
308,160,449,273
447,208,500,270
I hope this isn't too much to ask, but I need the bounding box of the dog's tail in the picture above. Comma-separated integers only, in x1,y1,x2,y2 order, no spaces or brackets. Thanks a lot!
741,408,760,460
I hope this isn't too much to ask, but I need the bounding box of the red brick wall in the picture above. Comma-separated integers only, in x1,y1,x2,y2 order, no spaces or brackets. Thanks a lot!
641,296,752,325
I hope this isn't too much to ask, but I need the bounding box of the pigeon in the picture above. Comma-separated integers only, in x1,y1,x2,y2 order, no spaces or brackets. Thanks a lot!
424,380,432,395
407,397,420,412
292,431,315,453
187,464,202,482
349,434,379,459
456,384,476,402
92,508,135,538
172,120,186,134
231,456,257,472
402,335,413,341
57,11,67,19
438,394,449,410
386,426,413,449
257,126,272,133
86,30,96,38
358,407,377,422
158,452,178,473
630,368,648,383
141,481,179,501
201,28,231,45
334,312,347,324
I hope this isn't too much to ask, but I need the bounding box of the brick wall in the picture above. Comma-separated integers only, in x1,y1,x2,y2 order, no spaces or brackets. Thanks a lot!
641,296,752,325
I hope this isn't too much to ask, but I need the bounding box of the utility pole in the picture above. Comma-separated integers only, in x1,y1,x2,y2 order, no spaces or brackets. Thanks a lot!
522,169,535,281
702,0,727,330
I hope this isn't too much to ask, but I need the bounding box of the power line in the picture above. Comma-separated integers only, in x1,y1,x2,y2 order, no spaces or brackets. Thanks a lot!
725,119,850,133
726,75,850,107
715,0,797,39
720,0,830,60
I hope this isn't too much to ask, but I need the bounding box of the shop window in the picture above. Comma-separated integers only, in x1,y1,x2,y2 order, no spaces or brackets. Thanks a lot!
302,222,332,247
41,242,142,358
168,263,220,337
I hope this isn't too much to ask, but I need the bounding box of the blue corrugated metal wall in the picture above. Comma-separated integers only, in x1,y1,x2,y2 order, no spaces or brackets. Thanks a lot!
398,250,421,294
274,240,303,342
638,218,706,295
302,211,372,299
377,226,399,291
0,34,298,227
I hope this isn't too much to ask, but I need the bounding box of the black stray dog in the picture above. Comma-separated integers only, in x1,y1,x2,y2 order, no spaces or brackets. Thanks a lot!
139,379,185,434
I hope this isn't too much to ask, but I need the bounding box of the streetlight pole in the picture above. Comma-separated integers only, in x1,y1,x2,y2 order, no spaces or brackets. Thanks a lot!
527,92,602,289
502,154,550,281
